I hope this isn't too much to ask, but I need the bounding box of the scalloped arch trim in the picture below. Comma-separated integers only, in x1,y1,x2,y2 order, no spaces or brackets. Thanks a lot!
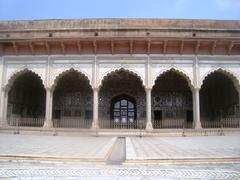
200,68,240,90
6,68,45,90
153,67,194,89
51,68,91,90
100,68,144,88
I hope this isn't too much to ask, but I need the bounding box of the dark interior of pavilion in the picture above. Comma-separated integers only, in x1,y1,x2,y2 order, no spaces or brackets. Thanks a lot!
200,71,239,128
6,68,240,129
52,69,93,128
7,71,46,126
152,70,193,129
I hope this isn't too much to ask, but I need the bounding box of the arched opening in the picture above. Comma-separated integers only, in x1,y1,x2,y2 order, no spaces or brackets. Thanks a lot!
7,71,46,127
110,94,136,127
200,71,239,128
152,70,193,129
99,69,145,129
52,69,93,128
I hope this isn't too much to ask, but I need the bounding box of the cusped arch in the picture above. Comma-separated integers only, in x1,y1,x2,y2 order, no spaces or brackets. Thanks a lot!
100,68,145,88
52,68,92,90
111,93,136,104
153,67,194,90
200,68,240,90
110,92,137,103
6,68,45,90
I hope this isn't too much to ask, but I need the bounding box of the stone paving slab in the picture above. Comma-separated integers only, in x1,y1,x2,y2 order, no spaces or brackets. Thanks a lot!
126,136,240,160
0,134,116,161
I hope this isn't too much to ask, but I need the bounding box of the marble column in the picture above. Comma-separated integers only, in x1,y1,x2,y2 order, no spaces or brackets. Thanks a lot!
238,88,240,108
238,89,240,117
145,87,153,131
0,88,8,127
44,87,53,128
91,87,99,129
193,88,202,129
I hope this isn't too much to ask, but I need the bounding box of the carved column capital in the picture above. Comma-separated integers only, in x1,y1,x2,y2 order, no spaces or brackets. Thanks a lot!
145,87,152,92
194,87,200,92
2,86,9,92
45,86,53,93
92,87,99,92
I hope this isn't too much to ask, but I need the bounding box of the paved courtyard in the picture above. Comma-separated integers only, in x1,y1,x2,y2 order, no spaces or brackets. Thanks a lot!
0,134,116,161
0,133,240,179
126,136,240,161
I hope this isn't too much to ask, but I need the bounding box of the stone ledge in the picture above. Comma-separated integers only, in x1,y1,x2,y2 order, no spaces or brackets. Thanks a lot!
1,19,240,31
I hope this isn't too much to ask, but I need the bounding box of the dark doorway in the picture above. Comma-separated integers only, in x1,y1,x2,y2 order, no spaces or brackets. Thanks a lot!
154,110,162,128
111,94,136,124
154,110,162,121
186,110,193,128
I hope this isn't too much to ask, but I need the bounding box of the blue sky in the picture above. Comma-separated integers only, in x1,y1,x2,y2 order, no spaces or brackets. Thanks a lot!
0,0,240,20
